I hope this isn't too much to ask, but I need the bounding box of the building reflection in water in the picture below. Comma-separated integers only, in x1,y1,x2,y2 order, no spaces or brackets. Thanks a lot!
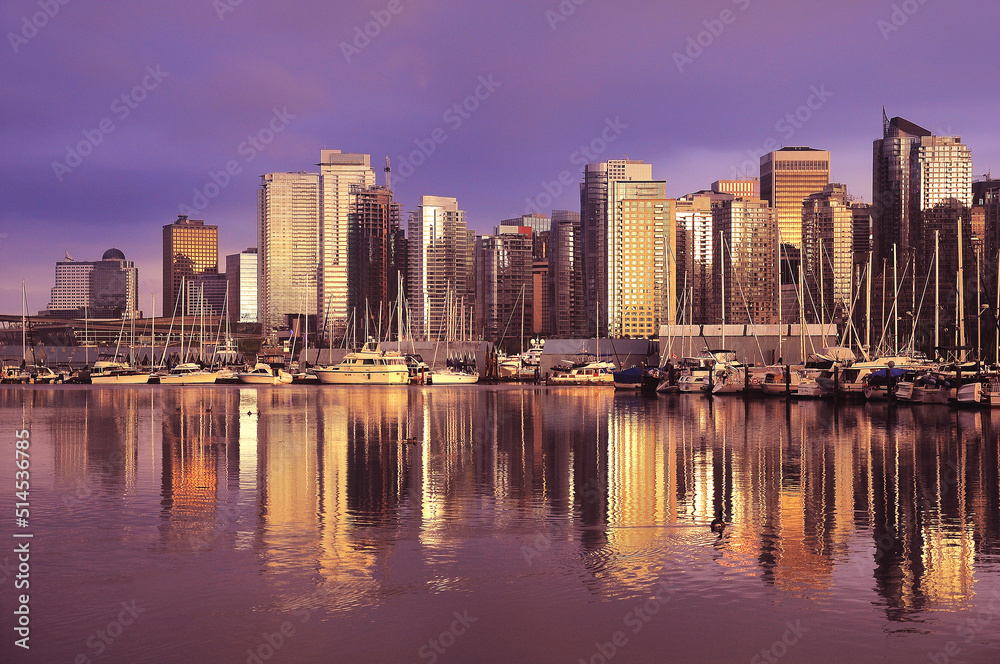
135,386,1000,620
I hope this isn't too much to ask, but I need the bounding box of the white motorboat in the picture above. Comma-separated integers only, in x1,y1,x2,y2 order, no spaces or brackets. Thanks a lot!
238,363,293,385
546,357,615,386
158,363,219,385
89,361,151,385
428,368,478,385
314,340,409,385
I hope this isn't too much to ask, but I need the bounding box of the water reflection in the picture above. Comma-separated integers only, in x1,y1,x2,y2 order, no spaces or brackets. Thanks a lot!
7,385,998,630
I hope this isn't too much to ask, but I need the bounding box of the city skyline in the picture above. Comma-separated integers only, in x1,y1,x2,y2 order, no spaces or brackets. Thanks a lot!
3,1,1000,314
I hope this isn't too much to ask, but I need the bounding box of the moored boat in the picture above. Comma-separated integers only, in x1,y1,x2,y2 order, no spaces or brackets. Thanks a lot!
314,340,409,385
238,363,293,385
89,361,151,385
158,363,219,385
546,357,615,386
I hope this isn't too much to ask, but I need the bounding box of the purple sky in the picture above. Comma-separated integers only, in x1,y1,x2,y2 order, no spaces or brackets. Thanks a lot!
2,0,998,315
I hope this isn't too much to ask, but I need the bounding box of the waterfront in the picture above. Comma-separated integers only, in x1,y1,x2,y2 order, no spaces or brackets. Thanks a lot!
1,385,999,663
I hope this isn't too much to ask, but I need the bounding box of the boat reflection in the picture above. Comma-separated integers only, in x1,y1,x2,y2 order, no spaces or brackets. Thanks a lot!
22,385,997,623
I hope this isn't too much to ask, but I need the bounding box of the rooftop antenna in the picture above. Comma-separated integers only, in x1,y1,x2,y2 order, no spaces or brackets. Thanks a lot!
384,156,391,190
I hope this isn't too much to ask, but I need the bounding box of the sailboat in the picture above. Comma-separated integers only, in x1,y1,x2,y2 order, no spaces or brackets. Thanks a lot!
429,287,478,385
158,283,218,385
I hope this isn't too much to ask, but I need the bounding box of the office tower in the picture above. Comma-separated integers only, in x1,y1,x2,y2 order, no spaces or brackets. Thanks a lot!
496,214,551,337
407,196,473,341
226,248,258,324
163,216,219,316
712,178,759,198
318,150,376,335
851,203,873,264
581,160,672,337
802,184,854,322
532,253,550,337
45,248,139,319
45,253,94,315
984,186,1000,261
675,191,733,324
475,229,534,345
348,183,405,336
498,213,551,235
185,273,228,317
548,210,584,337
760,147,830,250
712,198,777,324
873,113,972,266
258,171,320,333
89,249,139,319
607,179,673,338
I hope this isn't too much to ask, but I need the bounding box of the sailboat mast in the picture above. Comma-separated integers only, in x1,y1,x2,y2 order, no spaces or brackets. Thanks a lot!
721,231,726,351
935,231,939,358
958,216,966,362
866,247,872,359
892,244,898,355
777,242,782,362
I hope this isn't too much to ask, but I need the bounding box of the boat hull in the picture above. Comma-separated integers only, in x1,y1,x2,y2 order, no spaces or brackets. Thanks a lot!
429,372,478,385
159,373,218,385
91,373,151,385
315,368,409,385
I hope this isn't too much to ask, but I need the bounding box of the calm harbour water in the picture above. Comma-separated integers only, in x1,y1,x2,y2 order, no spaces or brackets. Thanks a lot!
2,385,999,664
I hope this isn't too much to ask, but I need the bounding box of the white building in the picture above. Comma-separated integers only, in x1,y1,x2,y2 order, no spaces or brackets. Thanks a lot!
226,248,258,324
407,196,473,341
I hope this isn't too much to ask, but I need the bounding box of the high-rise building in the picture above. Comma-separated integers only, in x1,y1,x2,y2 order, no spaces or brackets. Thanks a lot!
851,203,873,264
608,179,673,338
984,186,1000,260
712,178,760,199
872,113,972,267
45,253,94,315
348,183,405,336
185,273,228,318
475,229,533,345
760,147,830,250
407,196,473,341
548,210,585,338
581,160,672,337
45,248,139,319
226,248,258,324
675,190,736,324
162,216,218,317
802,184,854,322
712,198,777,325
318,150,376,335
258,171,320,333
498,213,551,236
